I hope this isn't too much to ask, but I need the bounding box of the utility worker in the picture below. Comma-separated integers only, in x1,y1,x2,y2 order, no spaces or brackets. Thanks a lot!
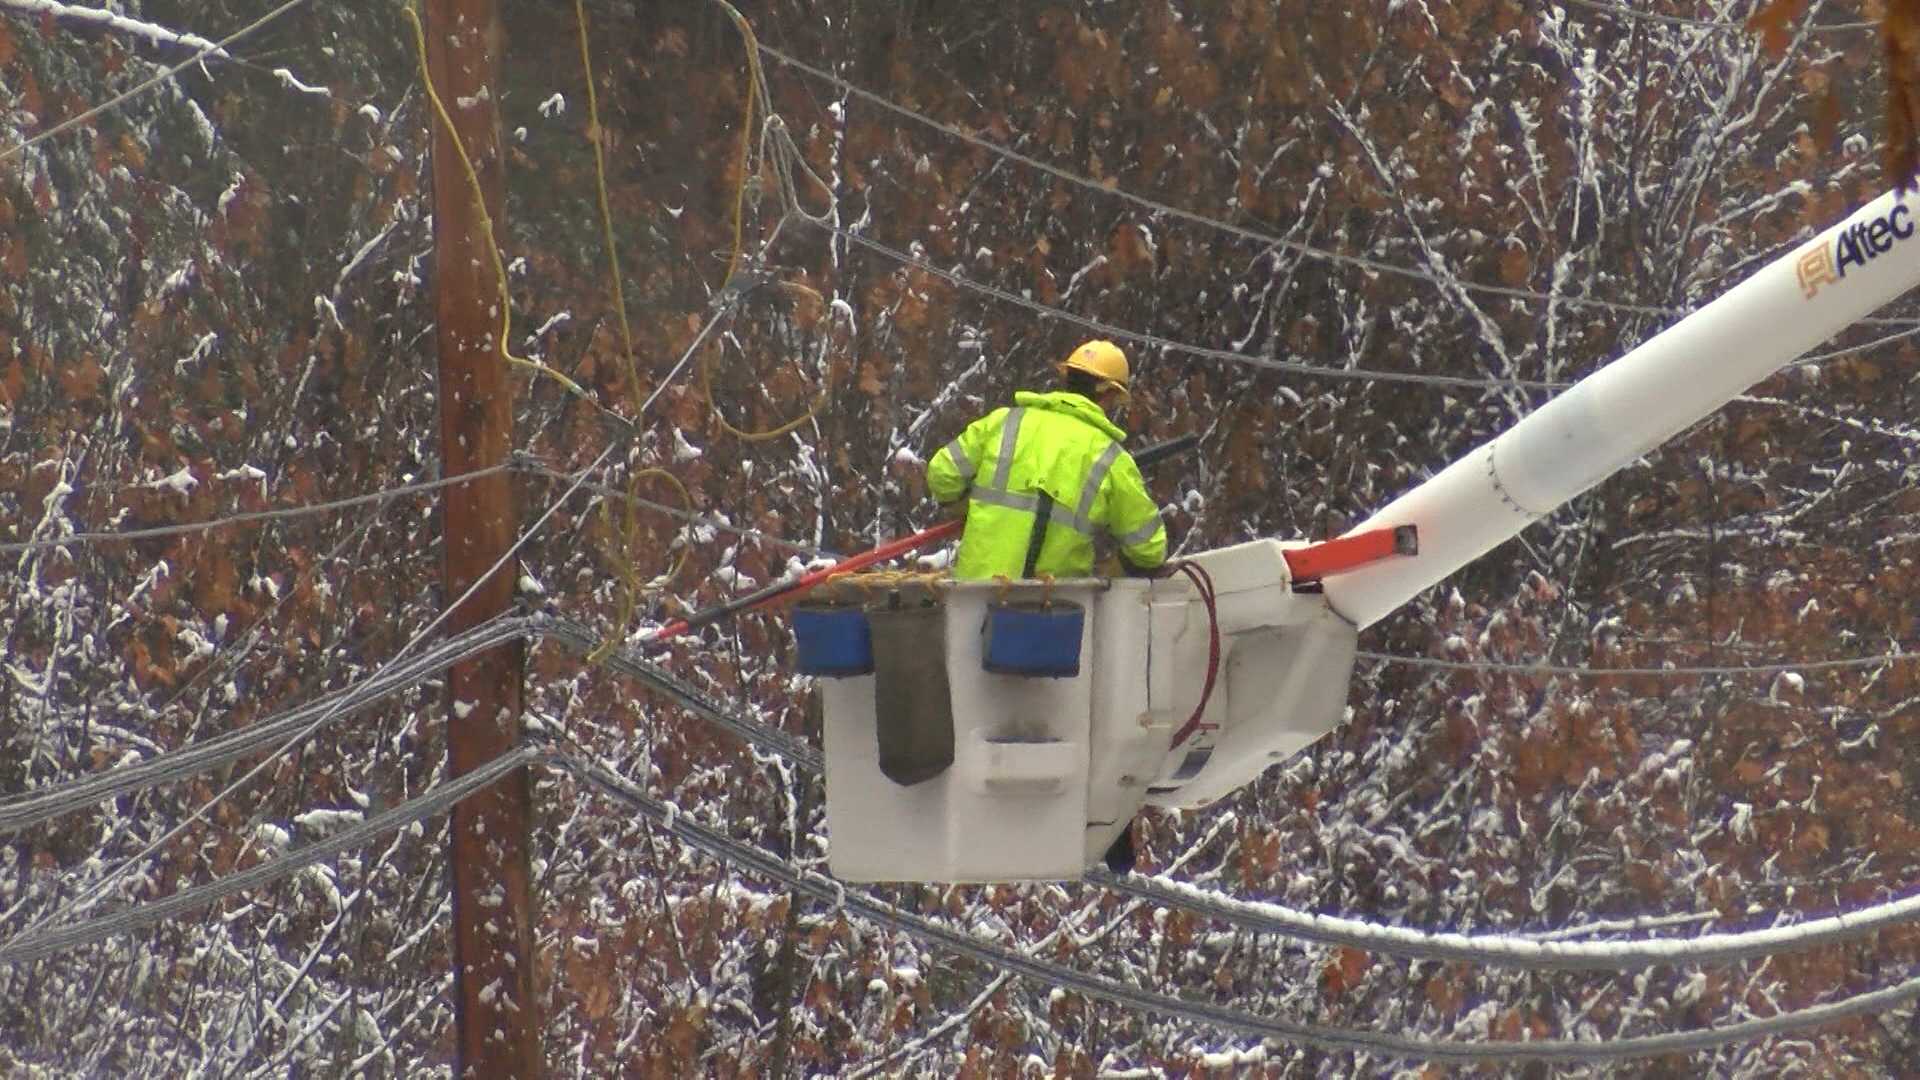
926,340,1167,579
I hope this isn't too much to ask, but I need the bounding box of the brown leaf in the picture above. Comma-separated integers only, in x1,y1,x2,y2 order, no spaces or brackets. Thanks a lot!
1320,947,1370,998
1886,0,1920,188
1498,244,1530,287
1424,970,1464,1017
57,352,104,403
1746,0,1807,57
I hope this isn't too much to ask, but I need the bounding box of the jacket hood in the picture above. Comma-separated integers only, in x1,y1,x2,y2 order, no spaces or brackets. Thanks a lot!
1013,390,1128,442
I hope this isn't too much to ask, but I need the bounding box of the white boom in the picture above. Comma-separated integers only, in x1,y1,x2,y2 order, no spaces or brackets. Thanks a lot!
1323,189,1920,630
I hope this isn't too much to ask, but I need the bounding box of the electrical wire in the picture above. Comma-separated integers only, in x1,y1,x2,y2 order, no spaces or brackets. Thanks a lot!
0,0,314,163
556,751,1920,1064
19,731,1915,1061
543,627,1920,974
16,610,1920,981
9,3,1905,1053
808,217,1574,391
1,0,235,60
1357,646,1916,677
540,616,822,772
0,614,536,834
511,455,829,560
14,443,621,939
11,248,745,934
1558,0,1874,34
527,445,1920,680
0,745,542,967
805,211,1920,395
13,604,1920,991
1092,866,1920,972
752,39,1920,328
0,463,514,556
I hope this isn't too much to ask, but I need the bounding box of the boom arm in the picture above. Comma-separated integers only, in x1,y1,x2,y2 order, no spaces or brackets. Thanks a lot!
1322,189,1920,630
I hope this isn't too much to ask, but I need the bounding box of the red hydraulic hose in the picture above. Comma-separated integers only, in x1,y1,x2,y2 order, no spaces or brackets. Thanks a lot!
1167,560,1221,749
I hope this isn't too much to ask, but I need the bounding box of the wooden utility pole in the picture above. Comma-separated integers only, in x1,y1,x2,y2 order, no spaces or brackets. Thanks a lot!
425,0,540,1075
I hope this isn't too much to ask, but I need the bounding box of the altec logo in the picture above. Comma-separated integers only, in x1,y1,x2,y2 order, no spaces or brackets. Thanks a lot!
1797,203,1914,298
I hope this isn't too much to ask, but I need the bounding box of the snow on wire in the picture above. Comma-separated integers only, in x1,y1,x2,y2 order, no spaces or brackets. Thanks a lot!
11,587,1917,974
0,614,537,834
750,37,1919,328
0,745,543,967
11,605,1920,994
0,0,315,164
810,218,1573,392
558,751,1920,1065
0,463,516,556
589,665,1920,974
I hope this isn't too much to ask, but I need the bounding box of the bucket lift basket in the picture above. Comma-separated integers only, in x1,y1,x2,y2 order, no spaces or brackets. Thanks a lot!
804,541,1360,883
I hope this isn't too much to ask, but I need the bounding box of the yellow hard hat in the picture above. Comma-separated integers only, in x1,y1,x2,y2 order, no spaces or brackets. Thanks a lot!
1055,340,1131,400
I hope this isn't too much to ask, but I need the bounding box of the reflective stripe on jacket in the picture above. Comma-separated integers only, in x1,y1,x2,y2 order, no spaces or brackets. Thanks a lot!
926,390,1167,579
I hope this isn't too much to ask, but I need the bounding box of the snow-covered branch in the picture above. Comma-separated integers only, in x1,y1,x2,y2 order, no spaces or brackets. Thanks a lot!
0,0,232,60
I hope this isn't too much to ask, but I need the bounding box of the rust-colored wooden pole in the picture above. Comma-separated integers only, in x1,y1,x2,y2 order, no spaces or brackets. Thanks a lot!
425,0,539,1075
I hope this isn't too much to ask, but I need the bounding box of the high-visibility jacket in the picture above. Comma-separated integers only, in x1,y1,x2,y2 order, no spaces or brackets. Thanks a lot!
926,391,1167,579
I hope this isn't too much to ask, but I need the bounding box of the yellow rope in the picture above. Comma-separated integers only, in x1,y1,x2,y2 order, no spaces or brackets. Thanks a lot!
709,0,767,294
404,5,589,401
573,0,640,404
587,467,694,666
572,0,660,660
698,0,830,442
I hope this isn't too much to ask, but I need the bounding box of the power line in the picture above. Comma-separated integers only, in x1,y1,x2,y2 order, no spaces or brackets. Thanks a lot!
0,0,314,163
13,284,741,938
1093,866,1920,972
810,218,1571,391
1357,646,1917,677
0,464,515,556
564,627,1920,973
541,615,822,771
558,751,1920,1064
1792,322,1920,367
18,721,1910,1060
0,610,811,842
0,615,536,834
755,42,1661,318
14,603,1915,988
510,455,829,559
1559,0,1874,34
754,39,1919,328
1,0,235,60
15,446,622,940
790,169,1915,393
0,745,541,966
21,602,1903,879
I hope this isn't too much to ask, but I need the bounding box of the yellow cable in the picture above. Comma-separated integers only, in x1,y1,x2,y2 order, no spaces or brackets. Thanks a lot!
572,0,657,661
588,467,694,666
405,5,589,401
697,0,830,442
708,0,767,293
573,0,640,405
